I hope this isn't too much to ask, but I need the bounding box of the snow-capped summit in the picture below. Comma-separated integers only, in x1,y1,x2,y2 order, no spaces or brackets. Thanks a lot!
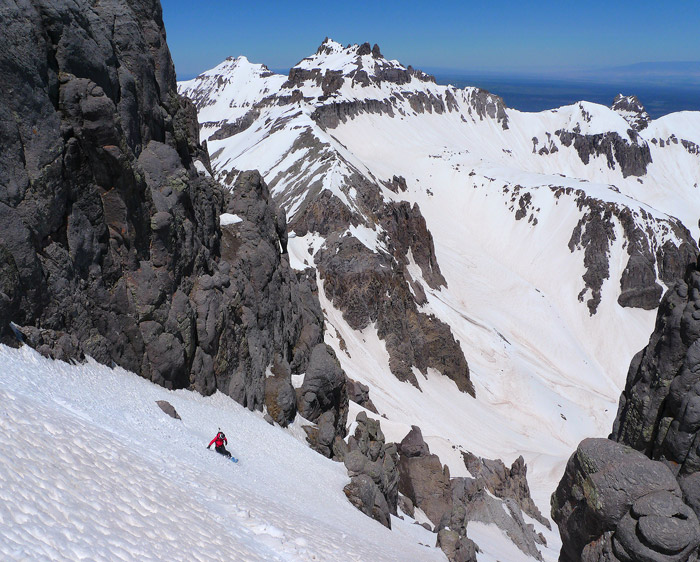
286,37,436,92
178,56,286,125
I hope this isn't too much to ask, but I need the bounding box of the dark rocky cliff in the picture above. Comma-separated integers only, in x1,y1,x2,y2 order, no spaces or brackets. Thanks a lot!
552,253,700,561
0,0,344,437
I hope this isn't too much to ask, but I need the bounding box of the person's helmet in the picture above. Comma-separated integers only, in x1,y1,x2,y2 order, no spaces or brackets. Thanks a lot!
220,432,226,439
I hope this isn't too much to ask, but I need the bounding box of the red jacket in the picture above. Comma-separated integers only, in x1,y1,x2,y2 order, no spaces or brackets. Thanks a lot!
209,432,227,448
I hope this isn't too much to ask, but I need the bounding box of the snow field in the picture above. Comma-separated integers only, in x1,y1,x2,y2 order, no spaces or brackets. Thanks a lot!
0,344,447,562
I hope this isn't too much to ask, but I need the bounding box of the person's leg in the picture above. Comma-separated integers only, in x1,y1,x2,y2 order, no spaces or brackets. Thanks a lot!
215,445,232,458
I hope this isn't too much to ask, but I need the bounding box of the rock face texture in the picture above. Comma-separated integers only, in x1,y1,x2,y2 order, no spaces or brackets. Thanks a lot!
299,343,349,457
342,411,399,528
292,166,474,396
346,378,378,413
0,0,344,446
462,451,550,529
612,259,700,474
553,254,700,561
552,438,700,562
566,191,696,314
397,426,453,526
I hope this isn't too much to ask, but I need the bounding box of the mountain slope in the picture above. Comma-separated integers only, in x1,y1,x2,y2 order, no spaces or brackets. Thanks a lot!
178,39,700,552
0,344,448,561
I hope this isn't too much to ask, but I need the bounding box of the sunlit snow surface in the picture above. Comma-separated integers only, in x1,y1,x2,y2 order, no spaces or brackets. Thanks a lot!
0,345,449,562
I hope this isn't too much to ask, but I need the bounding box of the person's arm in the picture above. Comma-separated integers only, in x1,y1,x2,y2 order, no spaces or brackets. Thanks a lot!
207,437,216,448
223,436,228,445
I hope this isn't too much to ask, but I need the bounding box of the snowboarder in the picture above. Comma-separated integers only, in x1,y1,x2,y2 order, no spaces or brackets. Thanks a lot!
207,430,232,458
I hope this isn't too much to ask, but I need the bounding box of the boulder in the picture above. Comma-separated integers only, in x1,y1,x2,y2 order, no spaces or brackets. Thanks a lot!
399,425,431,458
303,410,337,458
551,438,699,562
343,474,391,529
156,400,181,420
436,529,478,562
346,378,378,413
341,412,400,527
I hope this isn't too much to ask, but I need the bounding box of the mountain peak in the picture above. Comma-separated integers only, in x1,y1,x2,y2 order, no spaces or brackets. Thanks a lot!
286,38,435,95
612,93,651,131
316,38,382,59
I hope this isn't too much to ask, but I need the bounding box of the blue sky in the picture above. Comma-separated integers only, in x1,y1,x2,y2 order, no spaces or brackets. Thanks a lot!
161,1,700,80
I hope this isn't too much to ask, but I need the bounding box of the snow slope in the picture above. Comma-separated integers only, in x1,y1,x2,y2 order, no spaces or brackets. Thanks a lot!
0,344,448,562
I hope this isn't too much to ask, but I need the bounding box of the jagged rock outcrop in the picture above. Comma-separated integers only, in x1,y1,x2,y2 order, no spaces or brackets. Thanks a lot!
441,477,545,561
276,145,473,395
462,451,550,529
313,221,473,395
0,0,348,447
436,529,478,562
567,193,697,314
342,411,399,528
397,426,546,561
612,257,700,473
462,87,509,130
556,128,652,178
612,94,651,132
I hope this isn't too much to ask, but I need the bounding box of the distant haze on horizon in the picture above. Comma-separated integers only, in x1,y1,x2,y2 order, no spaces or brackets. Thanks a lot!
162,0,700,82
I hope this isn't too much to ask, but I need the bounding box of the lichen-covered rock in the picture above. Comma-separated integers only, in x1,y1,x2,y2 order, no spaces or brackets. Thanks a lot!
612,260,700,472
551,438,699,562
554,254,700,561
264,355,296,426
